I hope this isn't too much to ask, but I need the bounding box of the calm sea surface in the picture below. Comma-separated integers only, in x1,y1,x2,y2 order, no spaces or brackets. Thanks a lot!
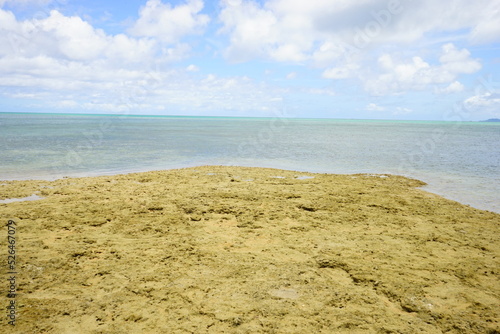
1,113,498,212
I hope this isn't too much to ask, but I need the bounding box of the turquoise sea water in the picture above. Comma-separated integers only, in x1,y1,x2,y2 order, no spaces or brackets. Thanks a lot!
1,112,499,212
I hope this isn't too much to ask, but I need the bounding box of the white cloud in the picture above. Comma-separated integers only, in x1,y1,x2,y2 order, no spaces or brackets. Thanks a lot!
363,44,481,95
0,0,53,7
1,1,498,119
218,0,500,67
216,0,496,104
0,57,286,115
0,3,206,101
104,34,158,64
366,103,385,111
0,8,161,64
0,0,210,111
218,0,281,62
365,103,412,116
129,0,209,44
322,62,360,79
0,5,243,115
464,92,500,117
0,54,153,91
439,43,482,74
38,10,108,61
468,1,500,44
435,81,465,94
186,64,199,72
394,106,412,115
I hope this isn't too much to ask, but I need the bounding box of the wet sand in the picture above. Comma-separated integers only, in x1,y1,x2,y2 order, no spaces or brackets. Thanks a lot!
0,166,498,333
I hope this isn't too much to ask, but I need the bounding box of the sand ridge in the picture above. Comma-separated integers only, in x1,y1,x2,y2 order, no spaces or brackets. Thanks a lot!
0,166,498,333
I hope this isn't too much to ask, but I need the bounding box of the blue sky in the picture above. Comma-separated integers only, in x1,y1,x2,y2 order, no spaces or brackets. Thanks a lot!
0,0,499,120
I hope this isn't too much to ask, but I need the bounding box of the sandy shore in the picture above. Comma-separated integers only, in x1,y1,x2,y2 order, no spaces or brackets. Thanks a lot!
0,166,498,333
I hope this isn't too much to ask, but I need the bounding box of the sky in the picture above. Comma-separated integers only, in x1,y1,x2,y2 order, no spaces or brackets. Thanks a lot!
0,0,499,120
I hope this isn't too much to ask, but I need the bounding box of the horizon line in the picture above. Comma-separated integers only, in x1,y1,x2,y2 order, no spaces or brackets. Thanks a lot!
0,111,496,123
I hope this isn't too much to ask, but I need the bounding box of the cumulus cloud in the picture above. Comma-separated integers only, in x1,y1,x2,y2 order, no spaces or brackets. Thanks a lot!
38,10,108,61
363,44,481,95
435,81,465,94
0,4,277,115
218,0,282,62
0,8,160,63
1,0,498,118
129,0,209,43
464,92,500,117
439,43,482,74
0,6,286,116
0,0,213,97
1,0,210,64
217,0,495,101
218,0,500,66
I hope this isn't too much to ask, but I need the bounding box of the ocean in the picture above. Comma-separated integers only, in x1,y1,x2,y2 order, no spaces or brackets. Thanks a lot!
1,112,498,213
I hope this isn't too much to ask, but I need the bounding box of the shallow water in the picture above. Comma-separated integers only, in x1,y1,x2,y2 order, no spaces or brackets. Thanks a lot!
0,113,498,212
0,194,44,204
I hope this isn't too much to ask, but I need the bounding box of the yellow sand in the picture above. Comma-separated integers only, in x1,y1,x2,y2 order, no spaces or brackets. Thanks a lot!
0,166,498,333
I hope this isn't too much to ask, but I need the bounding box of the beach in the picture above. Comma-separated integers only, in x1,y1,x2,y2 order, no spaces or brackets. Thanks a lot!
0,165,499,333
